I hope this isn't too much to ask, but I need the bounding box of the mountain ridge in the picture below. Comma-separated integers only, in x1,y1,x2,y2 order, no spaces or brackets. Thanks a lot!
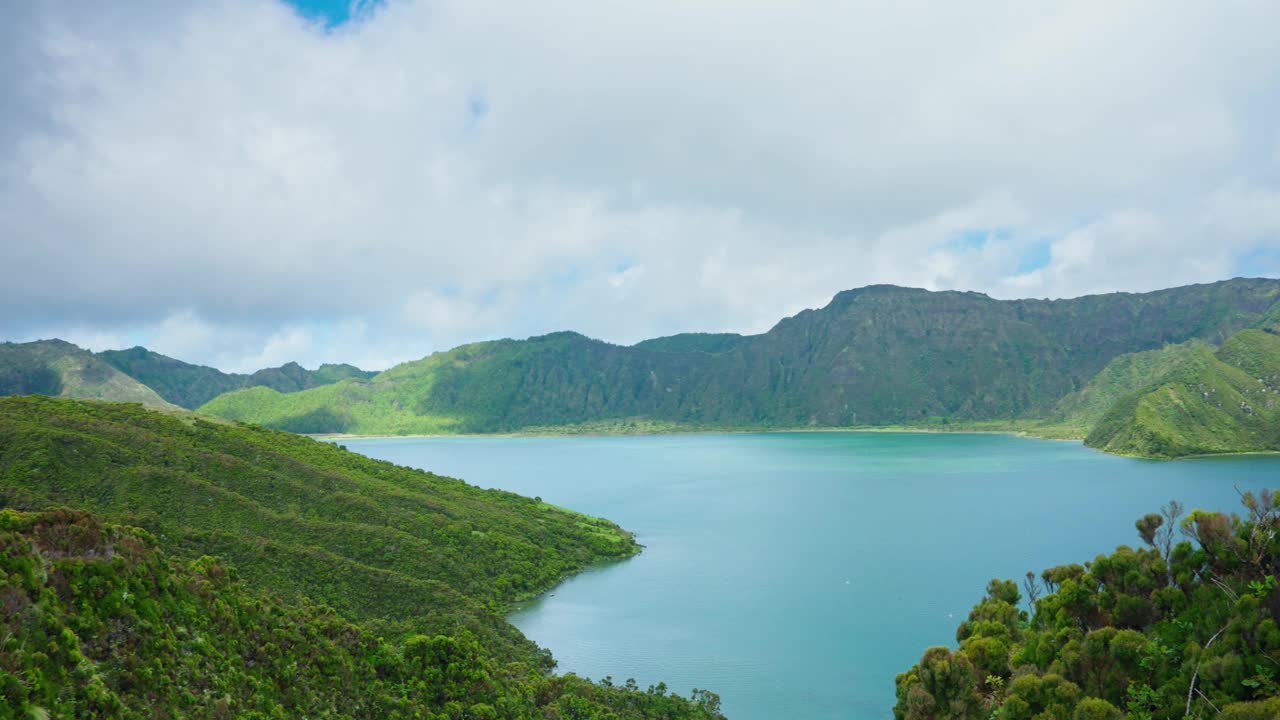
200,277,1280,442
0,339,176,409
97,345,376,409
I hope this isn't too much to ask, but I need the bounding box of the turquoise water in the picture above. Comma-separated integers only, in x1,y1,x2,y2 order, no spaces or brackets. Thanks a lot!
342,433,1280,720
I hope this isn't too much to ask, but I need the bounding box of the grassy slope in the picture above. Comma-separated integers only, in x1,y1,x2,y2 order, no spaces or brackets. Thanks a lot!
0,340,175,409
0,395,636,665
98,346,376,409
1006,340,1213,440
199,279,1280,436
1085,330,1280,457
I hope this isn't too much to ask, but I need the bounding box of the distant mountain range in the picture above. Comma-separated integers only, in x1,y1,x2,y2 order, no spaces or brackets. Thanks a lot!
0,339,176,409
6,278,1280,458
97,345,375,408
200,277,1280,456
0,341,374,410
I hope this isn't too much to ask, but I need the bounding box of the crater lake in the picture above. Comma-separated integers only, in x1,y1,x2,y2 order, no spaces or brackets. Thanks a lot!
341,432,1280,719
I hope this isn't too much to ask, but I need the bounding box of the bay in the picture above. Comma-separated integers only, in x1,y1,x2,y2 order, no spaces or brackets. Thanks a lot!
341,432,1280,720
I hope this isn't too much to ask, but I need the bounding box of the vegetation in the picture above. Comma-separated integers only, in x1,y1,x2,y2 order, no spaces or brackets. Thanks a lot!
199,279,1280,440
895,491,1280,720
8,280,1279,457
98,345,375,409
633,333,746,354
0,507,725,719
0,340,174,408
1086,330,1280,458
0,395,641,663
1036,340,1211,439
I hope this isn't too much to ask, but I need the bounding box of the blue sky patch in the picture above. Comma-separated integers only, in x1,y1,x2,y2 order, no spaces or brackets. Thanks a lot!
1234,245,1280,278
1015,238,1054,274
467,94,490,128
283,0,380,28
947,227,1011,252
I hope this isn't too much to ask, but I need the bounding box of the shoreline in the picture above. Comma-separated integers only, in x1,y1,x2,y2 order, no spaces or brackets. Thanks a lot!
309,423,1082,442
309,425,1280,460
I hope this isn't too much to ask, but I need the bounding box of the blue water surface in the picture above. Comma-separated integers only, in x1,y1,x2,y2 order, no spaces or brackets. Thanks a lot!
341,432,1280,720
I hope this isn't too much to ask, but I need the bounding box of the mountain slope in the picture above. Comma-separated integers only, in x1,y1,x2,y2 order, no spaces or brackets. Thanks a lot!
0,340,175,408
97,345,375,409
201,278,1280,435
1085,329,1280,457
0,395,638,664
1033,339,1211,437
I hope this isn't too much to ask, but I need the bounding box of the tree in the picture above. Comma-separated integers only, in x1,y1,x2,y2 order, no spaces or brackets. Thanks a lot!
1136,501,1183,586
1023,571,1041,609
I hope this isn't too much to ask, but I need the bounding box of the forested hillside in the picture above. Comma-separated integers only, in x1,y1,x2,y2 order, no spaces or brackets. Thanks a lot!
1024,340,1212,438
0,507,725,719
200,278,1280,436
98,345,374,409
1085,329,1280,458
894,492,1280,720
0,396,723,718
0,396,635,659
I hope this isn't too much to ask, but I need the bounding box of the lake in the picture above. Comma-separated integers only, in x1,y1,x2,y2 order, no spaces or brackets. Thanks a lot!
341,432,1280,720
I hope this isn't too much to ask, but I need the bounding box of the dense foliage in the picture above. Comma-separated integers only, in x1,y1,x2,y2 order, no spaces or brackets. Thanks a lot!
0,340,173,408
1085,329,1280,457
98,346,374,409
1036,340,1210,438
198,279,1280,440
894,491,1280,719
0,396,638,665
0,508,725,719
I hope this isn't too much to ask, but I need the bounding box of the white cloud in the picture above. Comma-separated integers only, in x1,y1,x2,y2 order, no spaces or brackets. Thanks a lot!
230,326,316,374
1,0,1278,370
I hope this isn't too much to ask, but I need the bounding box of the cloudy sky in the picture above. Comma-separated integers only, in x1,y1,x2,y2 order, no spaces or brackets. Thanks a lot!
3,1,1279,372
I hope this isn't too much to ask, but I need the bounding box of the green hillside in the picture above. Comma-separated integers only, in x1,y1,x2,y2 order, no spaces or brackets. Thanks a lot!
894,492,1280,720
97,345,375,409
0,396,640,663
200,278,1280,436
1085,330,1280,458
0,508,724,720
1026,339,1211,439
634,332,747,354
0,340,175,409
